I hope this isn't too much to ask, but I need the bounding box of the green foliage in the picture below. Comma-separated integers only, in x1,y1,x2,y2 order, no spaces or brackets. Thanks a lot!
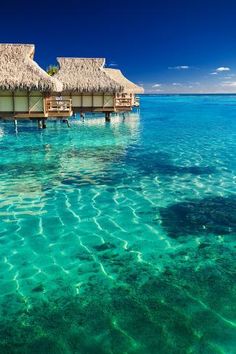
47,65,59,76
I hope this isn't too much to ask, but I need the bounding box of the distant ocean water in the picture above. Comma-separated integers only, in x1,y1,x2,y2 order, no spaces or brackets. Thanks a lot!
0,95,235,353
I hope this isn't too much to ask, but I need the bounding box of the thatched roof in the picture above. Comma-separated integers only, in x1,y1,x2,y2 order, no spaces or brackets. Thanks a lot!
0,44,62,92
55,58,123,93
105,68,144,94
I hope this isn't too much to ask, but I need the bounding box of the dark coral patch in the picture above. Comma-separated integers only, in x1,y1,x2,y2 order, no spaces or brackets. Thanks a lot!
160,196,236,238
125,150,216,177
93,242,116,252
32,284,45,293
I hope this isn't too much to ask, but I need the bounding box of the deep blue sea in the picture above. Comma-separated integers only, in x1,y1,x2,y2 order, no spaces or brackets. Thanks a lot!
0,95,235,353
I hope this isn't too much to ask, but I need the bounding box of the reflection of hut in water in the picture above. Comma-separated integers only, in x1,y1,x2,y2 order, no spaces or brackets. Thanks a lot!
54,58,144,120
56,114,140,185
0,44,73,126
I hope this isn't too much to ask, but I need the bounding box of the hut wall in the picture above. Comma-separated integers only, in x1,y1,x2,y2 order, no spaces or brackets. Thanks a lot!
65,94,115,109
0,91,13,112
29,92,44,112
93,95,103,107
72,95,82,107
14,91,28,112
104,95,114,107
83,95,93,107
0,91,44,113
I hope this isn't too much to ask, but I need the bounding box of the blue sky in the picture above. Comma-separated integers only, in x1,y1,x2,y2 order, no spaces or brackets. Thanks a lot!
1,0,236,93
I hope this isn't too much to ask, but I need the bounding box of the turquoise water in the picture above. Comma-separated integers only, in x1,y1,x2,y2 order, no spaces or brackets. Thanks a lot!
0,95,235,353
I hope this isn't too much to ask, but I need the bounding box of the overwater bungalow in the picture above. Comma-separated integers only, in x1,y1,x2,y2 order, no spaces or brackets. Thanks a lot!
0,44,73,126
54,58,144,120
0,44,143,127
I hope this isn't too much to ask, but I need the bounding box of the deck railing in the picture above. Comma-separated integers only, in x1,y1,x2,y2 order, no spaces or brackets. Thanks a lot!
115,97,132,107
46,98,72,113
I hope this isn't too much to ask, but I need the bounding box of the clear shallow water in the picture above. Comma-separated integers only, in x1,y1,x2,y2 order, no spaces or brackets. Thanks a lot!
0,95,235,353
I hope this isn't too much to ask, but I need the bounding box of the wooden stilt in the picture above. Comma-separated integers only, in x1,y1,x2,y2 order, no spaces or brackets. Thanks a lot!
80,112,85,121
42,119,47,129
105,112,111,122
63,119,70,127
38,119,43,129
14,119,18,133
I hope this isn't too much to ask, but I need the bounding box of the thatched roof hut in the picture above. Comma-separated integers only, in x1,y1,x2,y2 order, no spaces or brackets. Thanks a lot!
105,68,144,94
55,58,123,93
0,44,62,92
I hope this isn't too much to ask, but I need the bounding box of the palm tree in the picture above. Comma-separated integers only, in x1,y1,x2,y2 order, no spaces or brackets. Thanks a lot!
47,65,59,76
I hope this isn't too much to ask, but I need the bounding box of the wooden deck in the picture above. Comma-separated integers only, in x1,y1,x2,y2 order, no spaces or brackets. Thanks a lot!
115,97,132,107
46,98,73,117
